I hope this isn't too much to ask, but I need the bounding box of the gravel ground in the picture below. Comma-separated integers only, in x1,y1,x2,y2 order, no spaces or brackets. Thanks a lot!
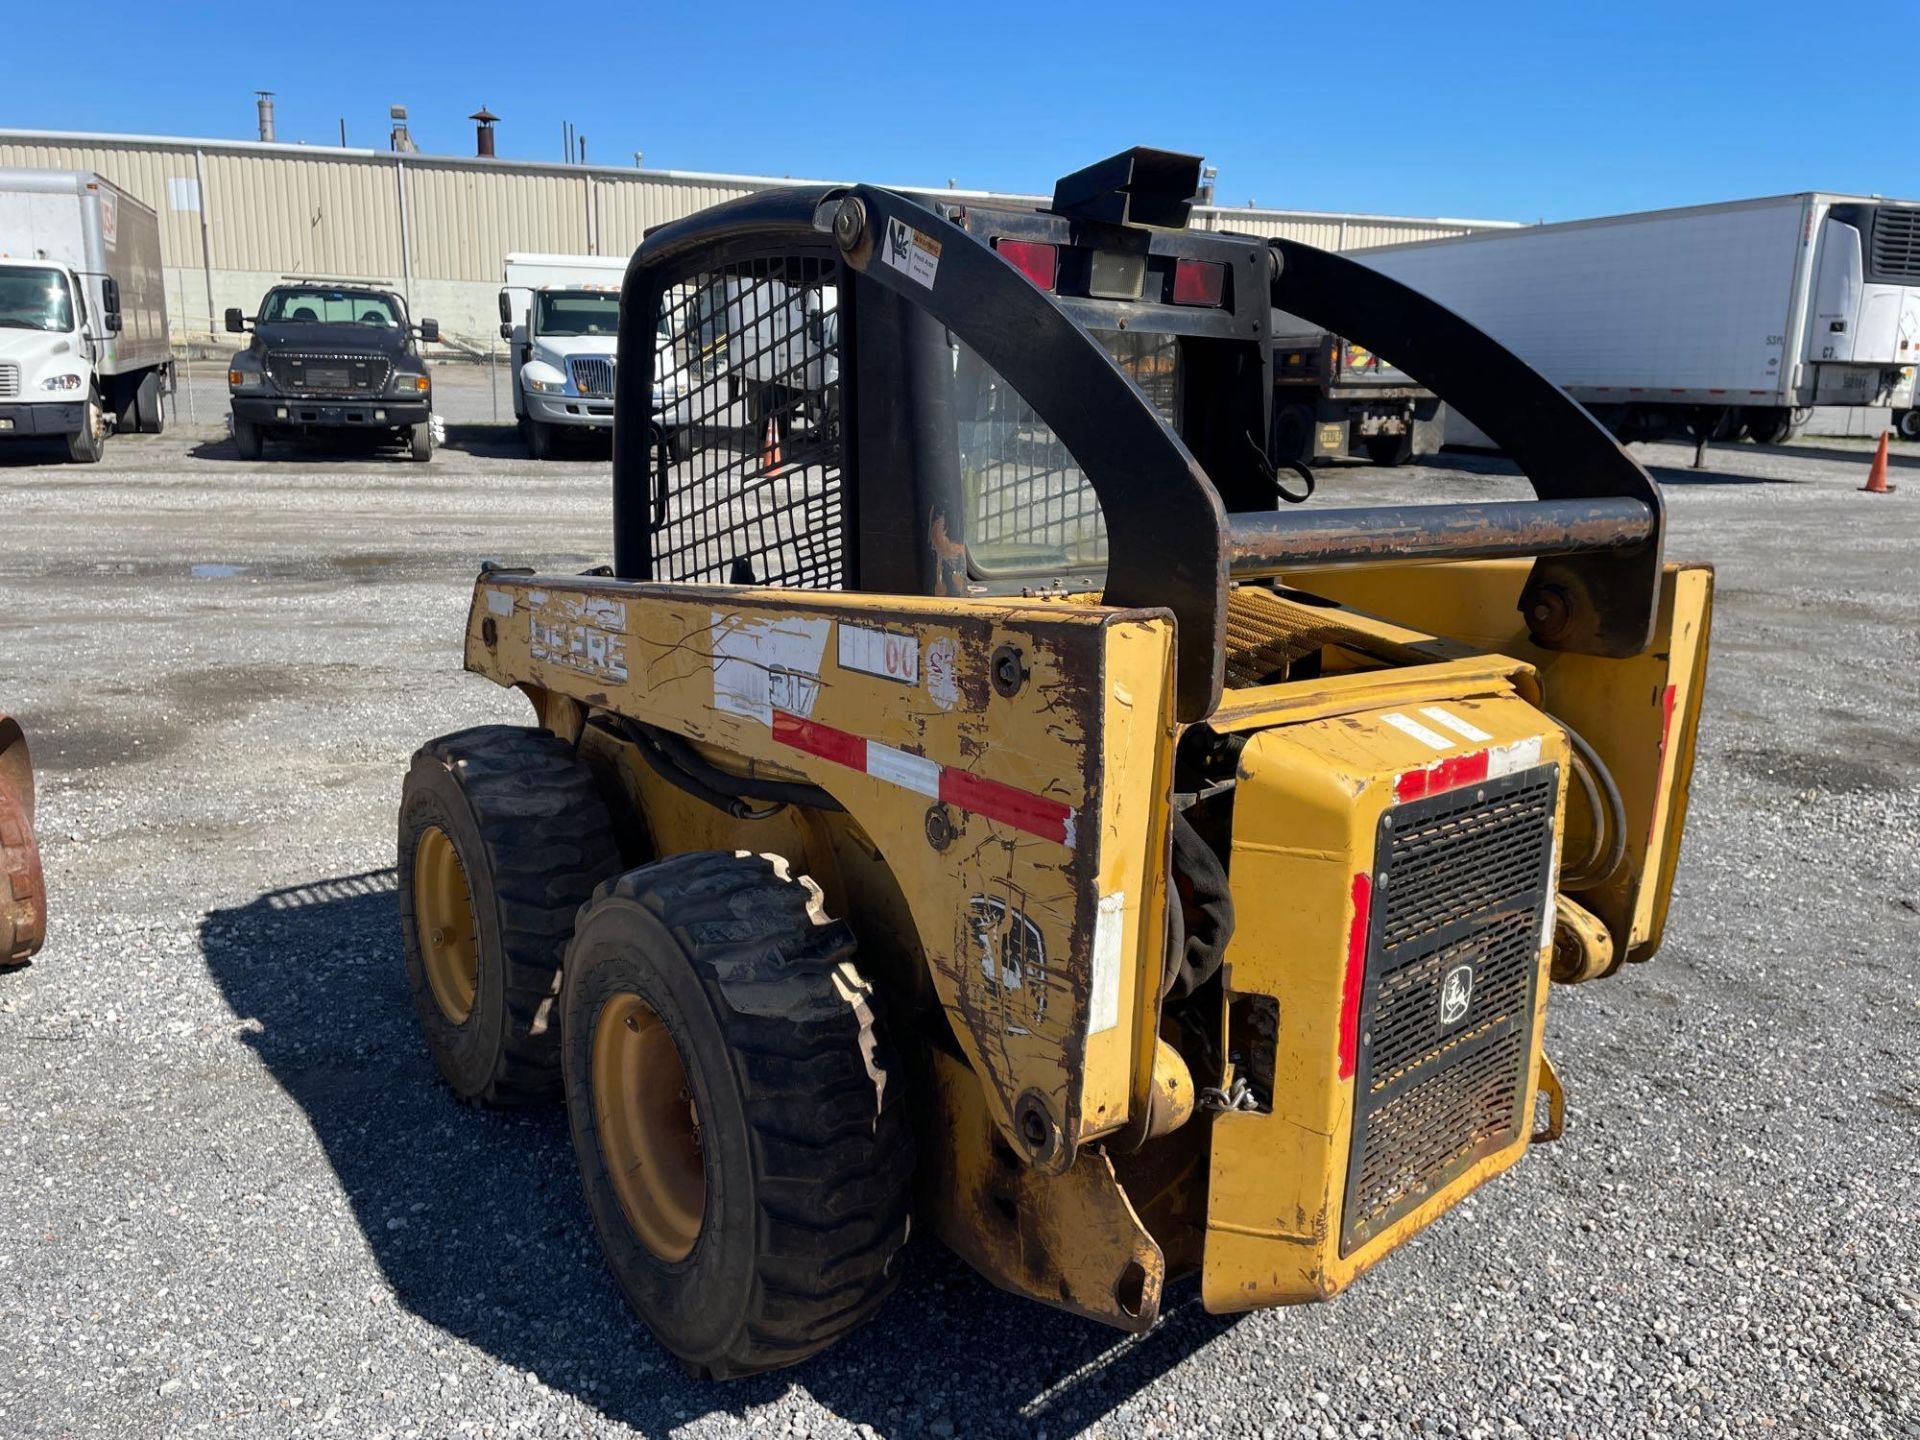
1,373,1917,1439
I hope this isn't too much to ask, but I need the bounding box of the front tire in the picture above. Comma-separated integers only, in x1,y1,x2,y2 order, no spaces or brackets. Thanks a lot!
65,390,105,464
397,726,621,1105
409,420,435,462
233,417,263,460
525,416,555,460
562,852,913,1378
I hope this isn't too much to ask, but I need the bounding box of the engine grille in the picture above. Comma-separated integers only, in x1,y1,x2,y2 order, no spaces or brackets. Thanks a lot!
569,356,614,397
265,352,391,396
1341,764,1557,1255
0,362,18,398
1870,206,1920,283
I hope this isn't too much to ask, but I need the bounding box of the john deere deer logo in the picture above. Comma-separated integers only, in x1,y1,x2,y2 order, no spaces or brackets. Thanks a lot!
1440,964,1475,1026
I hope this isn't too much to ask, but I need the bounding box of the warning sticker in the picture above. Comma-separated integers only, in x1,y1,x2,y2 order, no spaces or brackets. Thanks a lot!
881,217,941,289
838,623,919,686
713,614,831,726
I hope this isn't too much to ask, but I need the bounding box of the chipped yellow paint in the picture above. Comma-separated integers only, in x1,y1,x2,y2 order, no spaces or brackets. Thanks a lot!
465,575,1177,1169
1279,560,1716,972
1201,674,1568,1310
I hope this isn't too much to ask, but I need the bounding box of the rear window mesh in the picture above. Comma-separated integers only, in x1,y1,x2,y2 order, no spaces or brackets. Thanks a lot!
1870,207,1920,283
650,256,844,589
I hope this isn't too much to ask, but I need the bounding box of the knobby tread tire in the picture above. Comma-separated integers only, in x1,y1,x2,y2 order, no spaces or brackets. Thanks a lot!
398,724,620,1105
562,851,914,1379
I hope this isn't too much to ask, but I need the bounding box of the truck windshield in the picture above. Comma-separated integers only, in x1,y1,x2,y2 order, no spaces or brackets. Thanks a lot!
0,267,75,333
536,291,620,337
263,290,404,327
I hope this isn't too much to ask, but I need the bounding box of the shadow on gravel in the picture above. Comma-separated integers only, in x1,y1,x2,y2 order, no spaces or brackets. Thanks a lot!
199,871,1231,1437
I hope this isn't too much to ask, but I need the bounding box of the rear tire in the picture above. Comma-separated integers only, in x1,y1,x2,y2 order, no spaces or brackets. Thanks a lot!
561,851,914,1378
1270,402,1316,467
397,726,622,1105
409,420,435,463
1363,431,1414,466
233,417,263,460
65,390,105,464
1744,407,1795,446
135,371,165,435
1896,409,1920,442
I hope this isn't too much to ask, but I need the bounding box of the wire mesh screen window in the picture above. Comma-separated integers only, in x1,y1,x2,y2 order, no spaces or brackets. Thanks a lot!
650,256,844,588
958,328,1181,578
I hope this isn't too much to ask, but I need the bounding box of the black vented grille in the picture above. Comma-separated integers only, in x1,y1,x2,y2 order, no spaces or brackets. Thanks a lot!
266,352,390,396
650,255,844,588
570,356,614,397
1342,765,1557,1255
1869,206,1920,283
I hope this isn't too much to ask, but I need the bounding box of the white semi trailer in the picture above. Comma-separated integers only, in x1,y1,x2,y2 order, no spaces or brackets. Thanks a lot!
1353,193,1920,445
0,169,172,462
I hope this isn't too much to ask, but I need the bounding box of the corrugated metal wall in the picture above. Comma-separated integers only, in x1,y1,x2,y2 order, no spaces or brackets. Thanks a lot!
0,129,1516,343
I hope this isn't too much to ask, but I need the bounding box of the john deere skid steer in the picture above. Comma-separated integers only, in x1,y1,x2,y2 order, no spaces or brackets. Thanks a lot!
396,149,1711,1377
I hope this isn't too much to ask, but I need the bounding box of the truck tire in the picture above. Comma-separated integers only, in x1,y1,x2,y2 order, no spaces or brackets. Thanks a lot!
135,371,165,435
65,390,105,464
1896,409,1920,442
397,726,622,1106
1743,407,1795,446
232,417,263,461
0,721,46,968
1270,402,1316,467
561,851,914,1379
1363,432,1414,466
409,421,435,463
524,416,555,460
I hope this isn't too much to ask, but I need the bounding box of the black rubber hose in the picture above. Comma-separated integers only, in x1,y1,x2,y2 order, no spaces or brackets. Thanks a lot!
603,715,845,818
1559,719,1628,891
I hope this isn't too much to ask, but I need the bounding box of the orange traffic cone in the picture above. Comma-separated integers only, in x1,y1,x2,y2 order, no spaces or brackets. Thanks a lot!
760,415,785,474
1861,431,1897,493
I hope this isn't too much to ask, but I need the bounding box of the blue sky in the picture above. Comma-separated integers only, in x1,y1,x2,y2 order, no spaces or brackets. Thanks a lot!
9,2,1906,222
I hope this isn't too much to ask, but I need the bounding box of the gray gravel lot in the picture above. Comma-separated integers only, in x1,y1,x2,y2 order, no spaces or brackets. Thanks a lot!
1,372,1917,1439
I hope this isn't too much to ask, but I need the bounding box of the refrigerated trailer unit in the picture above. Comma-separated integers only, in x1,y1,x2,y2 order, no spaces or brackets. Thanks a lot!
1352,193,1920,445
0,168,171,461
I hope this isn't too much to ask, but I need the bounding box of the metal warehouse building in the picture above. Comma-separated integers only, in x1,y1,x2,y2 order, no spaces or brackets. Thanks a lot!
0,128,1518,348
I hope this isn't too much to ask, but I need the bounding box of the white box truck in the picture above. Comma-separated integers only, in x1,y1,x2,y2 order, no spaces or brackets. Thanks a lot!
0,168,171,462
499,252,642,459
1353,193,1920,446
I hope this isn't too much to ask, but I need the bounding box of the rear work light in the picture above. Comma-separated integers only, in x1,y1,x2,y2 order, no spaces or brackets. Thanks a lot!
1172,258,1226,307
994,238,1058,291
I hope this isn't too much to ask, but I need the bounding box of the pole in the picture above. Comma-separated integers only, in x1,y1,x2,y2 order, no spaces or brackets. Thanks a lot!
339,118,348,147
192,148,216,350
489,337,498,422
1693,431,1708,469
393,155,414,314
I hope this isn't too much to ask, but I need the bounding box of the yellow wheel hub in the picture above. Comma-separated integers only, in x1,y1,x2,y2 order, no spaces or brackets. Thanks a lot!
592,992,706,1262
413,825,480,1025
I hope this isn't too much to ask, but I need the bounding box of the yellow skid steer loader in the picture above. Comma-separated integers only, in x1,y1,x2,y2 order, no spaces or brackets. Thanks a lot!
396,149,1711,1377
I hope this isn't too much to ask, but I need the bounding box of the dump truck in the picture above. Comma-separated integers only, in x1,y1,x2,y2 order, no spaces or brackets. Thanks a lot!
1269,315,1444,466
0,168,172,462
395,149,1712,1379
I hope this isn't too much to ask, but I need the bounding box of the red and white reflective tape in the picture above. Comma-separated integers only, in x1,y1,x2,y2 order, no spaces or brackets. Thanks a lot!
771,710,1076,848
1385,705,1547,803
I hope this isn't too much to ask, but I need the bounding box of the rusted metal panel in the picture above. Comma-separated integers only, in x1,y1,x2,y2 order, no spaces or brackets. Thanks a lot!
1225,498,1657,572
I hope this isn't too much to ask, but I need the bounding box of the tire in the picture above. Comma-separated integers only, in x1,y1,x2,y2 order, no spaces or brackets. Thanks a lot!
525,416,555,460
397,725,622,1105
65,390,105,464
1896,409,1920,442
0,767,46,968
1363,431,1414,466
1270,402,1316,466
135,371,165,435
663,426,689,463
1744,407,1794,446
409,420,434,463
232,417,263,460
561,851,914,1378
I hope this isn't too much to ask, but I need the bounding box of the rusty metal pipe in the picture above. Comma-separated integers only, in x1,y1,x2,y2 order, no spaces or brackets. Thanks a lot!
1224,498,1656,576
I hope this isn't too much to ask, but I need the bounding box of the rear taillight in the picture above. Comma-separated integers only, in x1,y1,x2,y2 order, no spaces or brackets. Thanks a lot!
994,239,1058,291
1172,258,1226,307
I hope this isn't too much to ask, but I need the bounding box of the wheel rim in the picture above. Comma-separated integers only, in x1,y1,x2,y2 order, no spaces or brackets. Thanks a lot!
412,825,479,1024
592,992,706,1262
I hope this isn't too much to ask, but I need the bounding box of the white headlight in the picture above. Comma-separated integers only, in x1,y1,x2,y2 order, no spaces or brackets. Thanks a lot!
40,373,84,392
